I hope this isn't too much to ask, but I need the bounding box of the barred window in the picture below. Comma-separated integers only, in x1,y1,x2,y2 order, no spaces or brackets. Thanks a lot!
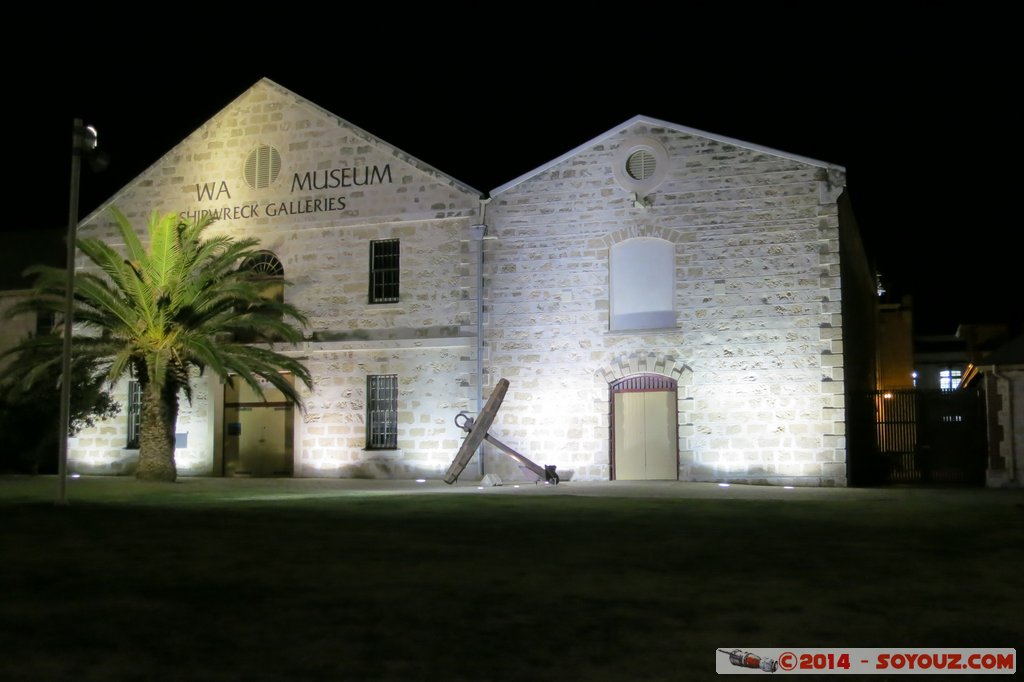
369,239,400,304
366,375,398,450
127,380,142,448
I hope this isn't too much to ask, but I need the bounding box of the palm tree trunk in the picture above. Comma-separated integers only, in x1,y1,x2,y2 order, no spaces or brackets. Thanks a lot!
136,382,178,481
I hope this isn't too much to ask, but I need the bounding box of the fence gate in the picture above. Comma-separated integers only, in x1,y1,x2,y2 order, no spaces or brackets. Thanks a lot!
864,389,985,486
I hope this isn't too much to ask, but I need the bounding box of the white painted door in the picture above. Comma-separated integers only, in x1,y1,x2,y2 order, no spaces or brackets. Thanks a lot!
614,392,646,480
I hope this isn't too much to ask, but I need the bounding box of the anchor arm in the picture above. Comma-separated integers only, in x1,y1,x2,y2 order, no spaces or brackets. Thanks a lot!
443,380,559,485
481,432,547,480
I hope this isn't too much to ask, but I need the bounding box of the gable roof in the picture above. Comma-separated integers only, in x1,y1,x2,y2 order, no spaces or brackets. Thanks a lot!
977,334,1024,369
491,114,845,196
82,78,482,225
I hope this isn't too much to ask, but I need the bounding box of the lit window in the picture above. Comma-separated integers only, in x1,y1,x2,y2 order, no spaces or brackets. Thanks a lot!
609,237,675,331
369,239,400,304
366,375,398,450
939,369,962,392
127,380,142,448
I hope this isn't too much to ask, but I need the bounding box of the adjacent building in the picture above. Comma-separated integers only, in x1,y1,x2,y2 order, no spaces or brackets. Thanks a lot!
972,334,1024,487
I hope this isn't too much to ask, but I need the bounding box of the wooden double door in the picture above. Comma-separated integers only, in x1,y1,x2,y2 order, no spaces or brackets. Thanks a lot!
611,374,678,480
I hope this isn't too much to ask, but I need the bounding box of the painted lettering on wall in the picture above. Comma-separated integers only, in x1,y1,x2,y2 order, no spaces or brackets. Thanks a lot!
179,197,350,223
290,164,392,192
196,181,231,202
184,163,392,222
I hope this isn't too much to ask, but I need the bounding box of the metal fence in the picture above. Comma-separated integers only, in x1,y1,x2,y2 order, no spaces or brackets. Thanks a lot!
858,389,985,486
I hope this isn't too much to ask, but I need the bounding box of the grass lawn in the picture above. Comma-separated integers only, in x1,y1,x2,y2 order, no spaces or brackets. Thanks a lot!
1,477,1021,681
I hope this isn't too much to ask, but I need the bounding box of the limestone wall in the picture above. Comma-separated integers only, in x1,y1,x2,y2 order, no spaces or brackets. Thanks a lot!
484,121,846,485
68,79,482,476
64,84,850,485
294,342,473,478
985,369,1024,487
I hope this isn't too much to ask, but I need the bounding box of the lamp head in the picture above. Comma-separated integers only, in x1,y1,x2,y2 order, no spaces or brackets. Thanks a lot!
83,125,98,151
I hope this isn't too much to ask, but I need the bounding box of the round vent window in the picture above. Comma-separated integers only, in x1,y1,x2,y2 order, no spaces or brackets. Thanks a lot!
626,150,657,181
243,144,281,190
613,137,669,193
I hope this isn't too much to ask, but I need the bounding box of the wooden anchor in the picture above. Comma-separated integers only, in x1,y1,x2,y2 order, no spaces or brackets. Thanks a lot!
443,378,559,485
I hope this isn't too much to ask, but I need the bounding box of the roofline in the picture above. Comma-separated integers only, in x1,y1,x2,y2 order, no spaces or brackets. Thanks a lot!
970,334,1024,371
81,78,483,226
976,363,1024,372
270,78,483,199
490,114,846,196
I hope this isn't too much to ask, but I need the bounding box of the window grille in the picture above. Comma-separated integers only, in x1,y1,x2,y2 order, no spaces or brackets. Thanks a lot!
367,374,398,449
369,239,400,304
127,380,142,448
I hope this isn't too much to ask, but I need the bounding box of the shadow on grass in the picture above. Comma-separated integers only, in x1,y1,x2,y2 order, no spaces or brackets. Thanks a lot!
2,479,1022,681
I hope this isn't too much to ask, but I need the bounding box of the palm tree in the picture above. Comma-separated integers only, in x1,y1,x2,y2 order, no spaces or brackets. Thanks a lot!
3,208,312,481
0,338,120,473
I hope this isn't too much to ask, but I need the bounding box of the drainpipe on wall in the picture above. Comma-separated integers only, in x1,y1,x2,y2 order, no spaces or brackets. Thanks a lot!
473,199,491,477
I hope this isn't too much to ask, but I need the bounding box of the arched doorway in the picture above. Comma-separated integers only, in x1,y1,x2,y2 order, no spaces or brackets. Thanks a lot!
611,374,678,480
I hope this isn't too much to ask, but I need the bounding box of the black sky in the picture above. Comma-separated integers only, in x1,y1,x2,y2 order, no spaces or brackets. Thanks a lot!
6,6,1019,333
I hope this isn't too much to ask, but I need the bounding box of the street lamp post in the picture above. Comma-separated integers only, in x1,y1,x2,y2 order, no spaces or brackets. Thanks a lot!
57,119,96,505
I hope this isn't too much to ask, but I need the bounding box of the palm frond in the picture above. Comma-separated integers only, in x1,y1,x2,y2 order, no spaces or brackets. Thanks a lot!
8,206,313,445
110,206,149,266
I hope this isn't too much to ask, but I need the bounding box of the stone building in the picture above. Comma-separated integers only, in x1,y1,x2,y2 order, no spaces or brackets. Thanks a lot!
65,78,873,485
481,118,871,485
974,335,1024,487
961,333,1024,488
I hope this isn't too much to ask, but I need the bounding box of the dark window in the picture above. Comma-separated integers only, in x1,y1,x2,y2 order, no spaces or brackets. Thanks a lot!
236,251,284,343
366,374,398,449
242,252,284,279
34,311,57,337
127,380,142,448
369,239,400,304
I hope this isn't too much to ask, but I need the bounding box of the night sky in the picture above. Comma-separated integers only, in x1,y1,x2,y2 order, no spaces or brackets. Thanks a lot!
6,7,1018,333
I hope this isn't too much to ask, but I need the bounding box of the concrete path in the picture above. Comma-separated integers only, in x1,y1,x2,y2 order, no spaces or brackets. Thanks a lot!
4,473,994,505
